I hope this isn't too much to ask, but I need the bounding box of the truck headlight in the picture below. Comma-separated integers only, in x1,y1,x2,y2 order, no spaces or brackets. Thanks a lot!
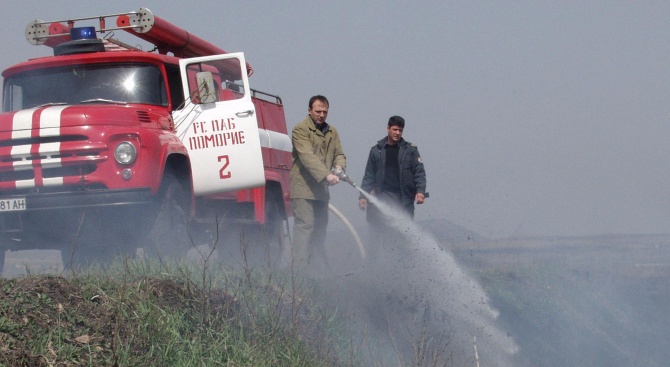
114,142,137,164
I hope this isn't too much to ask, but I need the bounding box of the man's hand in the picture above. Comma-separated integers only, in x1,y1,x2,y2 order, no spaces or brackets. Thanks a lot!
415,193,425,204
359,198,368,210
326,173,340,186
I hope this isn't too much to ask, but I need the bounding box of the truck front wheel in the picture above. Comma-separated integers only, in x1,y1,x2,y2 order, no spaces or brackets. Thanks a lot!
0,248,5,277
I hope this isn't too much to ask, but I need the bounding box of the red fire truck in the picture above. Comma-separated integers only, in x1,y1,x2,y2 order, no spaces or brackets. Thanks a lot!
0,8,292,271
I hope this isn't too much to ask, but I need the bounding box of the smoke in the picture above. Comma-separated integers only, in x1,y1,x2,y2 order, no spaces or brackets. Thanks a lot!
1,198,518,365
317,192,518,366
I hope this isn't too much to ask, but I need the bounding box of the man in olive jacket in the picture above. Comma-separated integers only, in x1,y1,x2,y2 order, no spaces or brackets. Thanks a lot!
359,115,426,253
290,95,346,270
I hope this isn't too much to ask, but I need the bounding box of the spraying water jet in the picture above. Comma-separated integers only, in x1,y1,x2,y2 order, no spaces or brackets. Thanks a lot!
326,167,515,365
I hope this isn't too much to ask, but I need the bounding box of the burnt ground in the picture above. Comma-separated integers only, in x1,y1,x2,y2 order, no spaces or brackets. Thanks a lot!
2,228,670,367
449,234,670,367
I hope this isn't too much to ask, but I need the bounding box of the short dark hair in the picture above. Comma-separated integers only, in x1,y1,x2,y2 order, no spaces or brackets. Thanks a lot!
388,115,405,128
309,95,329,109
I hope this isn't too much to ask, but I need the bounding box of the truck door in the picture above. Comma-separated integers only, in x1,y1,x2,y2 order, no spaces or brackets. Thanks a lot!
172,53,265,196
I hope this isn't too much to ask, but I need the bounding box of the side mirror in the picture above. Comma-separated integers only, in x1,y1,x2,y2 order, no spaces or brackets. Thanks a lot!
195,71,217,104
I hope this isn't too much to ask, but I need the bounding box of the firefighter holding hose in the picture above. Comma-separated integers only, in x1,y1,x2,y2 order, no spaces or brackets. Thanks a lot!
290,95,347,271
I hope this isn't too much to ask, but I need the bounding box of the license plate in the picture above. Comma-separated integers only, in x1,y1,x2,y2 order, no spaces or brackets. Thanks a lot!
0,198,26,212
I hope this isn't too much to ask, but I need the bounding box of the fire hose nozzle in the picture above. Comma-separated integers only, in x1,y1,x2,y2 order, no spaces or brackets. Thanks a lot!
331,167,357,187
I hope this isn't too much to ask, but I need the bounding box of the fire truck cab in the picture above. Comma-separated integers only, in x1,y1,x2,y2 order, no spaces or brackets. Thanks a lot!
0,8,292,271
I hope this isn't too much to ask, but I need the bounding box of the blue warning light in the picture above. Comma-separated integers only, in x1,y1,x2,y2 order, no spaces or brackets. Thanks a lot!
70,27,97,41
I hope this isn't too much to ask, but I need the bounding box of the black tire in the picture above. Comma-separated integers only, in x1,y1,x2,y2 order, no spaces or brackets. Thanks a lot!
0,248,5,277
263,194,288,251
253,191,288,267
143,173,191,261
225,191,288,268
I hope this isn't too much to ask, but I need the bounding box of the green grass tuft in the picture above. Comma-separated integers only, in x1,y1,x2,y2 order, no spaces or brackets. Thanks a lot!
0,257,362,367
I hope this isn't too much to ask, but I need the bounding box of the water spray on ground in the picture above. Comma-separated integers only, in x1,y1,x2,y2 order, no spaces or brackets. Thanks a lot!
323,175,518,365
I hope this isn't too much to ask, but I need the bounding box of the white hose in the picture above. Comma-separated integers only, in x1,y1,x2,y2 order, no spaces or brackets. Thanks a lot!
328,203,366,259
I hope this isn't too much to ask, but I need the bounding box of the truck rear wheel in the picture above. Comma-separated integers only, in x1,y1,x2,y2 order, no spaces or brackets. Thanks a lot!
246,191,288,267
220,192,288,268
144,173,191,261
263,195,288,251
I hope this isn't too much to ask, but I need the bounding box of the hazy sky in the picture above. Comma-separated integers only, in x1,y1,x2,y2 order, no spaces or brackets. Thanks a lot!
2,1,669,238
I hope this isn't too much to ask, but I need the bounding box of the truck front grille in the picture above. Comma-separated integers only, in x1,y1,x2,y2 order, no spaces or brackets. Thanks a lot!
0,134,87,147
0,134,104,184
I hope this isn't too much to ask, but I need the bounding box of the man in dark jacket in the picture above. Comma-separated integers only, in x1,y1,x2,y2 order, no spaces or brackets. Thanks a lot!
359,115,427,252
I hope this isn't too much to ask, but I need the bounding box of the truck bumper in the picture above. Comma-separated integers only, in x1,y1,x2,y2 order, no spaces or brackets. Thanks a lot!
0,188,154,250
1,188,153,211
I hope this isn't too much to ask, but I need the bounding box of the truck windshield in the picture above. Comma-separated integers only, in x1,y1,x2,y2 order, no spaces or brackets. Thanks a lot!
3,63,167,112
